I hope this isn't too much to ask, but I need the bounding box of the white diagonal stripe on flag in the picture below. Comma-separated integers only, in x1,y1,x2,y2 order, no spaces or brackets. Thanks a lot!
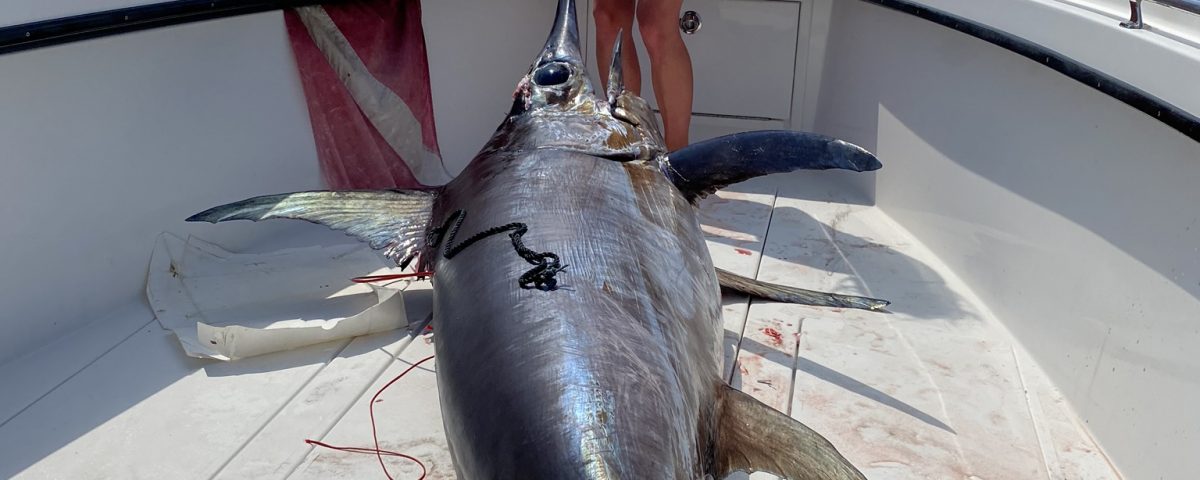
295,5,452,186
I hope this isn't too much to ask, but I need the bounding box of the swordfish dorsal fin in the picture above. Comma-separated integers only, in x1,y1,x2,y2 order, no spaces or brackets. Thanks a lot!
186,189,436,266
664,130,882,203
717,384,866,480
606,30,625,107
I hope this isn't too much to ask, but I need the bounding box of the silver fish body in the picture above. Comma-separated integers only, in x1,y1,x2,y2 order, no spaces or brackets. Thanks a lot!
428,149,721,478
187,0,879,477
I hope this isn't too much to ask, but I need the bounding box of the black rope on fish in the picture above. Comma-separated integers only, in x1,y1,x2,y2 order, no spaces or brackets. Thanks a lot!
429,210,567,290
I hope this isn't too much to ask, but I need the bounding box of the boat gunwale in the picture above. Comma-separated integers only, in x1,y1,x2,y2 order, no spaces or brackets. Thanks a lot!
1,0,1196,144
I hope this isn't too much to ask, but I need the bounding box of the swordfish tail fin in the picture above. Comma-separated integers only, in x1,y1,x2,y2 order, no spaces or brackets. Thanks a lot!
665,130,881,202
716,268,890,311
186,189,437,266
717,385,867,480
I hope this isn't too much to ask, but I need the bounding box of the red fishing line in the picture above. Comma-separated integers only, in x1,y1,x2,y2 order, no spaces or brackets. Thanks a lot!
305,354,437,480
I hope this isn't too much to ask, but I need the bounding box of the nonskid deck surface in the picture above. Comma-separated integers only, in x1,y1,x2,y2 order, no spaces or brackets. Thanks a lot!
0,176,1119,479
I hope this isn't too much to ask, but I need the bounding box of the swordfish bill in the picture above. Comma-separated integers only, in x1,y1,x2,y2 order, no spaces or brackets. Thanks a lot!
187,0,881,477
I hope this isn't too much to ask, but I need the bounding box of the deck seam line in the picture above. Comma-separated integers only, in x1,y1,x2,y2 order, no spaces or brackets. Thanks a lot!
280,336,425,479
211,281,424,479
1012,345,1060,480
0,316,156,430
207,337,354,480
785,317,805,417
815,205,973,466
752,184,780,281
817,208,874,298
728,186,780,383
727,295,751,384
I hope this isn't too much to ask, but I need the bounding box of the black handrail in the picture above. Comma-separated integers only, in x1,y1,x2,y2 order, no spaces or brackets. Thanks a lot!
0,0,1196,143
862,0,1200,143
1157,0,1200,15
0,0,338,56
1123,0,1200,29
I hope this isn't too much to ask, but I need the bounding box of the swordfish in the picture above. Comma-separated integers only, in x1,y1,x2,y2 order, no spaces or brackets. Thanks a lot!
188,1,885,477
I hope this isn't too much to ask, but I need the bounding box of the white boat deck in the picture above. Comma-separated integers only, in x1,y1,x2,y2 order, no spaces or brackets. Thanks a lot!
0,175,1120,479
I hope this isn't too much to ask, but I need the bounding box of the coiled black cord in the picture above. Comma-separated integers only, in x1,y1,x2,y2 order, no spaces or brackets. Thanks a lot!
429,210,567,290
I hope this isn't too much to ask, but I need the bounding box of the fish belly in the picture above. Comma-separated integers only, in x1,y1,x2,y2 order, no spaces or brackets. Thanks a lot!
428,150,723,479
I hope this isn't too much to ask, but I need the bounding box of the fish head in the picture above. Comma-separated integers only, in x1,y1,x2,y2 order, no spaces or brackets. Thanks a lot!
517,0,592,112
484,0,665,162
508,0,597,116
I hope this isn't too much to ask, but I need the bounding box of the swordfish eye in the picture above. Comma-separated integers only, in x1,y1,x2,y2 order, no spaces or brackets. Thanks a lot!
532,61,572,87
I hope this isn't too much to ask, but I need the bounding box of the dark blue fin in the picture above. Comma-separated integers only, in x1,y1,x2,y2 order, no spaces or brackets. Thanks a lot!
664,130,881,202
186,189,436,266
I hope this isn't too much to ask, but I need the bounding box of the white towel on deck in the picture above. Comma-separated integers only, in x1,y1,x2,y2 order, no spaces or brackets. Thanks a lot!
146,232,408,361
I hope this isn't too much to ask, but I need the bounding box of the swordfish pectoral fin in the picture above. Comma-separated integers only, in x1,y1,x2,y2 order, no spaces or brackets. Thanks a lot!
664,130,882,202
186,189,437,266
716,268,890,311
717,385,867,480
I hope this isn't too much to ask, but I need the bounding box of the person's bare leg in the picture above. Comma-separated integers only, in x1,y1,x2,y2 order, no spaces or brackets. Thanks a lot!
594,0,641,95
638,0,693,150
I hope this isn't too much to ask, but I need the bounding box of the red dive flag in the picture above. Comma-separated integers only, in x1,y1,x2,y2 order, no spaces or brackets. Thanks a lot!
284,0,451,189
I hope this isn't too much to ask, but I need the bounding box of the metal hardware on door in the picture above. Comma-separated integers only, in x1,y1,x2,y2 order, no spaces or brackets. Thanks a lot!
680,11,702,35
